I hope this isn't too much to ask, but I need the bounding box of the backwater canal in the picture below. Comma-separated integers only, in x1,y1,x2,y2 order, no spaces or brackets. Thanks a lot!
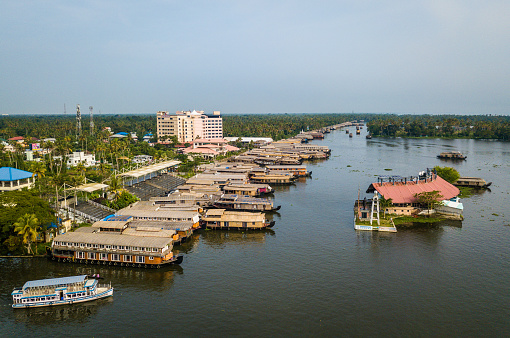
1,128,509,336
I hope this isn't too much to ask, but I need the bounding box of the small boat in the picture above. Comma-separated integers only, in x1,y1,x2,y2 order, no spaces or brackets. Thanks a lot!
349,133,353,138
437,151,466,160
12,275,113,309
345,129,349,134
366,134,372,139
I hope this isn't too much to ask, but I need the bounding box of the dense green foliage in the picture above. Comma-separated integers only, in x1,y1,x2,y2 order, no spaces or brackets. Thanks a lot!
434,166,460,183
0,191,54,254
414,191,444,210
222,113,367,140
366,114,510,140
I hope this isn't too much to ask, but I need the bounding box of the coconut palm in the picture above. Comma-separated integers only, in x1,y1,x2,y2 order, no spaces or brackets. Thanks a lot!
14,213,40,255
107,174,124,200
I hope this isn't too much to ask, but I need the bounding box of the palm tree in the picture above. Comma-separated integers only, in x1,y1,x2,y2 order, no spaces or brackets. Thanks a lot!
379,195,393,216
107,174,124,200
30,161,47,196
14,213,40,255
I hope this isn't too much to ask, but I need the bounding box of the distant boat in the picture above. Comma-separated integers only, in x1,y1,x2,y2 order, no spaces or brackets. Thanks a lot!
366,134,372,139
349,133,353,138
437,151,466,160
454,177,492,188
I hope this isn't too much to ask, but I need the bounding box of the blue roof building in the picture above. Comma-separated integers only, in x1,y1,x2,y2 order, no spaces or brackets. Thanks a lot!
0,167,35,191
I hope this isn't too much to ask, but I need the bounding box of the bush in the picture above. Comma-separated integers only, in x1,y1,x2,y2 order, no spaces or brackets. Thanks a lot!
434,166,460,183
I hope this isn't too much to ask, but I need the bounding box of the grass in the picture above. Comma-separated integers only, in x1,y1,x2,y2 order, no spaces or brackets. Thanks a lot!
392,215,444,225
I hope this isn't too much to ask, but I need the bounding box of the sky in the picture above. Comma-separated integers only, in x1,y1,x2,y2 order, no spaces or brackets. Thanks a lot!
1,0,509,115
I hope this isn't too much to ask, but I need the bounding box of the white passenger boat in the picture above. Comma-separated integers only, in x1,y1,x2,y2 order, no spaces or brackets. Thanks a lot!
12,275,113,309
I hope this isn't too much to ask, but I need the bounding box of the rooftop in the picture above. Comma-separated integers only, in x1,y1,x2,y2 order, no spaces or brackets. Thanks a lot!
0,167,33,181
22,275,87,290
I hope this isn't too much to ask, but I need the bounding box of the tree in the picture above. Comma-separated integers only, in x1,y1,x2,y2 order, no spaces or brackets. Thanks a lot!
434,166,460,183
108,175,124,200
414,191,444,211
379,195,393,216
14,213,40,255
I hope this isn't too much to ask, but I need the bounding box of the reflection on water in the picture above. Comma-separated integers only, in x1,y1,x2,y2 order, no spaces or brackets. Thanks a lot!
200,229,275,248
13,297,113,326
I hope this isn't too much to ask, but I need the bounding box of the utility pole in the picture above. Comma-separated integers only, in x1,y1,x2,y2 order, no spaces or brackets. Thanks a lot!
89,106,94,136
76,104,82,137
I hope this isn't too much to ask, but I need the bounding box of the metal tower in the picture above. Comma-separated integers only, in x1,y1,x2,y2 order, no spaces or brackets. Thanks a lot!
76,104,82,136
89,106,94,135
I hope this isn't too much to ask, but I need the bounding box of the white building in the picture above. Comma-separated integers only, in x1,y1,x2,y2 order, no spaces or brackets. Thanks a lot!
157,110,223,143
133,155,153,164
67,152,96,167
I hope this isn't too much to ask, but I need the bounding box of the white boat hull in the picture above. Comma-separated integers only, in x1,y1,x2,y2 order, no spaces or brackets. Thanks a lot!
12,287,113,309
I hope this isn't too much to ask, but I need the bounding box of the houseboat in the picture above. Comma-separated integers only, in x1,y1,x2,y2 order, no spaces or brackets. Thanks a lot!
213,194,280,212
51,220,184,268
250,173,295,185
437,151,467,160
454,177,492,188
266,165,311,177
201,209,275,230
223,183,273,197
12,275,113,309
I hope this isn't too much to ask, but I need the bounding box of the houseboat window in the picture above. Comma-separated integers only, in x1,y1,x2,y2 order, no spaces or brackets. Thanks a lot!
112,254,119,261
80,243,84,247
149,256,154,260
106,245,111,249
100,253,107,260
89,252,96,259
124,255,132,262
135,256,145,263
112,245,117,249
223,222,229,226
99,244,105,249
152,248,157,252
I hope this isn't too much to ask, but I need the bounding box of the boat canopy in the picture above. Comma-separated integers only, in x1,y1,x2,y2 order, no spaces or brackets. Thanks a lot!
23,275,88,290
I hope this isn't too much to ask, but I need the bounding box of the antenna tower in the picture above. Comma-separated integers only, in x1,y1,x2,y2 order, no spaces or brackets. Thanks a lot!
89,106,94,135
76,104,82,136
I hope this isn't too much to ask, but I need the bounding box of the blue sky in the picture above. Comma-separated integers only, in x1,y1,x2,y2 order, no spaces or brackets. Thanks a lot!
1,0,509,115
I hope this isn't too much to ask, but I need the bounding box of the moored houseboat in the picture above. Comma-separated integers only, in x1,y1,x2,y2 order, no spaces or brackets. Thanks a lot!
454,177,492,188
12,275,113,309
51,220,183,268
437,151,466,160
213,194,280,212
202,209,275,230
223,183,273,197
250,173,295,185
266,165,311,177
